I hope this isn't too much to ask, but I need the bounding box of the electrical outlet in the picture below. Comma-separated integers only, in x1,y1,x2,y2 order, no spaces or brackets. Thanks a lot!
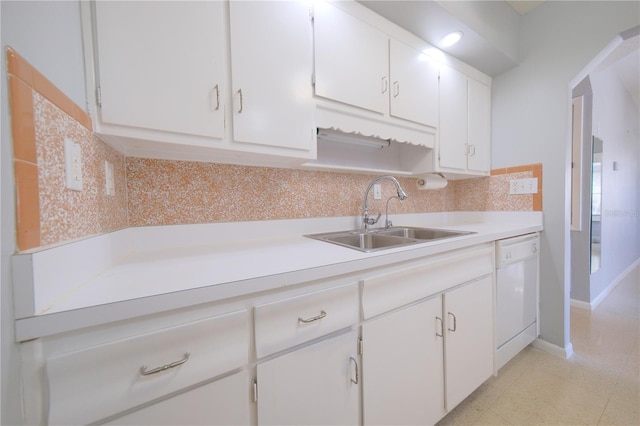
64,138,83,191
373,184,382,199
509,178,538,194
105,160,115,196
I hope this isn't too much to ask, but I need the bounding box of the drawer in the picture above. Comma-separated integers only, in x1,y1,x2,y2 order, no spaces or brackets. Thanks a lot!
254,282,358,358
46,309,249,425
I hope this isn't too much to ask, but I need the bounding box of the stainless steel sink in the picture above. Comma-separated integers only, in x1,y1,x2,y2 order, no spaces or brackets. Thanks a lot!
305,227,475,252
377,226,474,241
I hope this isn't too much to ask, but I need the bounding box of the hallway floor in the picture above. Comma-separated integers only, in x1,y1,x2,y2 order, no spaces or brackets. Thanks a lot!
438,263,640,425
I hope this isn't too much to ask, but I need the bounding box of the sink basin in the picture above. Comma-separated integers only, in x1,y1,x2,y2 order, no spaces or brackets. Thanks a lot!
378,226,474,241
305,227,475,252
305,231,420,252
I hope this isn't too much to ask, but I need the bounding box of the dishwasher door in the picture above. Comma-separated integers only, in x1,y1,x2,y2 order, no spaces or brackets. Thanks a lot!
495,233,539,349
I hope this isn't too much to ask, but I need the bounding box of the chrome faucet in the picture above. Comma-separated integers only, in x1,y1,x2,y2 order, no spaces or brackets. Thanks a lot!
362,176,408,231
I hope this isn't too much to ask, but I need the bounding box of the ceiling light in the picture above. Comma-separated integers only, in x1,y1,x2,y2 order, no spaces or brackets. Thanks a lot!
440,31,463,48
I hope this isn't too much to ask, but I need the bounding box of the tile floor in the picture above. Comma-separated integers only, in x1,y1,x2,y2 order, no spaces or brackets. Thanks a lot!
438,264,639,425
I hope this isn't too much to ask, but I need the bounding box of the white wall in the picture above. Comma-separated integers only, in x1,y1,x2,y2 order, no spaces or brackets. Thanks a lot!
491,1,639,351
1,1,87,423
589,64,640,298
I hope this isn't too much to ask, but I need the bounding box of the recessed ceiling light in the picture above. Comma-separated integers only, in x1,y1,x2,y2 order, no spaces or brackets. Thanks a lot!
440,31,463,48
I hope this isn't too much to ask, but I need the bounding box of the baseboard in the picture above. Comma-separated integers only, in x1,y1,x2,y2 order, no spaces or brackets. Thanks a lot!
571,258,640,311
533,338,574,359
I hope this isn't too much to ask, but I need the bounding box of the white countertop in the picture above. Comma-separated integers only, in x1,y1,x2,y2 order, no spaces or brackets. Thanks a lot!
13,211,543,341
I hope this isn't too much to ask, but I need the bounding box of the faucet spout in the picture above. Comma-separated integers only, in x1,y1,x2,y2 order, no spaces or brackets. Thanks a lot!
362,175,408,231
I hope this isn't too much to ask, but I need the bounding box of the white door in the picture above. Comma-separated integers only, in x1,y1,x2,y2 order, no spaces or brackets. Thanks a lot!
107,371,251,425
389,39,440,127
467,78,491,173
313,0,389,114
438,65,468,171
256,330,359,425
361,297,445,425
95,1,225,138
444,276,494,410
229,1,314,152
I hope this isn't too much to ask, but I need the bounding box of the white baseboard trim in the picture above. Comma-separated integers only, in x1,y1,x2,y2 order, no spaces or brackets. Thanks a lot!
533,338,574,359
571,258,640,311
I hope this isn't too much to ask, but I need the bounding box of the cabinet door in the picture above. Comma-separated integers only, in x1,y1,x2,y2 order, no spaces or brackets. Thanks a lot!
444,276,494,410
389,39,439,127
361,297,445,425
107,371,251,425
94,1,225,138
313,0,389,114
438,65,468,171
257,330,359,425
467,78,491,173
229,1,314,152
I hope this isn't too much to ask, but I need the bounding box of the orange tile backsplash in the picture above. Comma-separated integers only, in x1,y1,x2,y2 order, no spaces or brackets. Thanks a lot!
7,45,542,251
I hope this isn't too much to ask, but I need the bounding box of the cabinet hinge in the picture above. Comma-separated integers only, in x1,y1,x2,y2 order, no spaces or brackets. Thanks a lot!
252,378,258,403
309,7,314,22
96,87,102,108
358,338,364,355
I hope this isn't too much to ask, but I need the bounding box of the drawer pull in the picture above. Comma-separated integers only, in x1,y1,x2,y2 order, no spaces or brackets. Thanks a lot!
298,310,327,324
140,352,190,376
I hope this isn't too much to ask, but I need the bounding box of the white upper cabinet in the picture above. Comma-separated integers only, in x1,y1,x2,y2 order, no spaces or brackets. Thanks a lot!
87,0,315,165
94,1,225,139
389,39,439,127
228,1,315,152
313,0,389,115
313,1,439,128
438,64,491,175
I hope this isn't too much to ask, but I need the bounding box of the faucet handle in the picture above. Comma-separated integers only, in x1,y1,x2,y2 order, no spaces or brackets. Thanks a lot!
365,212,382,226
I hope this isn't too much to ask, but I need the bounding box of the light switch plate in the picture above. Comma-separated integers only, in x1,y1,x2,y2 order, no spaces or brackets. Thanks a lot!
509,178,538,194
373,184,382,199
64,138,83,191
105,160,115,196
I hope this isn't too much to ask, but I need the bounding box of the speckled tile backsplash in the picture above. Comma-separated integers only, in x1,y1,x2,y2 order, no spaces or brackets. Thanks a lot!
8,47,541,251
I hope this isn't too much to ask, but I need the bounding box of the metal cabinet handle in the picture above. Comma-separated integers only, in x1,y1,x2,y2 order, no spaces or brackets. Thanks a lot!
237,89,244,113
447,312,457,332
210,84,220,111
298,310,327,324
381,77,388,94
436,316,443,337
393,81,400,97
532,243,537,253
349,357,359,384
140,352,190,376
469,144,476,157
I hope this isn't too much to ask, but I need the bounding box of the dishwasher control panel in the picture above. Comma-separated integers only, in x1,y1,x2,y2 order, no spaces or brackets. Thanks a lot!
495,233,540,268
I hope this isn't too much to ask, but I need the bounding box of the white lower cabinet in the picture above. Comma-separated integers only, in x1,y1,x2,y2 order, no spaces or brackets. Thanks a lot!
444,276,494,410
256,330,359,425
43,309,250,425
362,297,445,425
107,371,251,425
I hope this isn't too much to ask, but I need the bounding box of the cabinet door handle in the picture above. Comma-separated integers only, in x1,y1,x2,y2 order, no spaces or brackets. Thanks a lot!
210,84,220,111
436,316,443,337
349,357,359,384
237,89,244,113
393,81,399,97
381,77,388,94
298,310,327,324
140,352,190,376
447,312,457,332
469,144,476,157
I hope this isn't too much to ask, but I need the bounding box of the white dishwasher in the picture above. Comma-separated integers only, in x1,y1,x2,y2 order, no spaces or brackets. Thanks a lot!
495,233,540,369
